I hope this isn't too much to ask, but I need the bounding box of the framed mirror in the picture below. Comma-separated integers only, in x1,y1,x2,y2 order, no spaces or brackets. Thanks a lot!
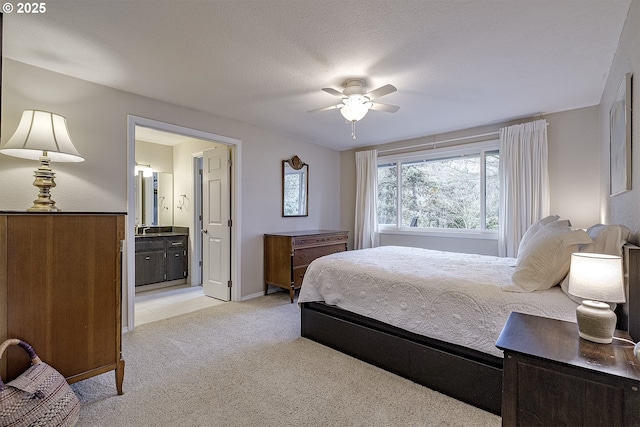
282,155,308,217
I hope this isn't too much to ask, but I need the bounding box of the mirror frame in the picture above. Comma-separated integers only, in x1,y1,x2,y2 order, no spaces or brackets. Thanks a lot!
282,155,309,217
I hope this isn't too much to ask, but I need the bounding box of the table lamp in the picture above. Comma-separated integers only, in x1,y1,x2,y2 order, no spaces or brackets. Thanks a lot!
567,252,625,344
0,110,84,211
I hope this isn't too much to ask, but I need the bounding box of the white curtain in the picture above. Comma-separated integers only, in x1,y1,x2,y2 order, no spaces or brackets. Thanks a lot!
354,149,379,249
498,119,550,257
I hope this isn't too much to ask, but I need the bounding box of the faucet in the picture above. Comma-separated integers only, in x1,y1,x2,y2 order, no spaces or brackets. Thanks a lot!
142,227,151,235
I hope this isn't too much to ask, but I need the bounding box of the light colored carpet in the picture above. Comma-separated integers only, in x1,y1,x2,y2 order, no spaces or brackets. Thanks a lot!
71,292,501,426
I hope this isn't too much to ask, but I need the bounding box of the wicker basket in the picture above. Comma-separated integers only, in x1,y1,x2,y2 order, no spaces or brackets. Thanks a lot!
0,339,80,426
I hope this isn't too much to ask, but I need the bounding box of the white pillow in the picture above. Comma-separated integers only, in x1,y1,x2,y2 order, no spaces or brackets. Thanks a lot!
560,224,631,302
517,215,560,256
506,222,592,292
581,224,631,256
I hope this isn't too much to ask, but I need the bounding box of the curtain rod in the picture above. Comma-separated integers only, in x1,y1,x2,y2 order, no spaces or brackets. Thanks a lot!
377,131,499,155
377,119,548,155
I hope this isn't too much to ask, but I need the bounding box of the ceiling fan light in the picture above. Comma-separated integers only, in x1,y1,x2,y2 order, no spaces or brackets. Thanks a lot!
340,101,370,122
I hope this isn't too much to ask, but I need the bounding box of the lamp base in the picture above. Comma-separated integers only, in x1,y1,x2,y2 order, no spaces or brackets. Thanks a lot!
27,203,60,212
576,300,616,344
27,154,61,212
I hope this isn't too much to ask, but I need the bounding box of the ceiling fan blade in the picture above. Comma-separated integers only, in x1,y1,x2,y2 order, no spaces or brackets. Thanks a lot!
369,102,399,113
365,84,397,101
322,88,345,98
307,104,343,113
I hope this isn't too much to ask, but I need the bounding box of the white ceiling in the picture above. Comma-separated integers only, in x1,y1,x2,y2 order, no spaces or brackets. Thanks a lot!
3,0,632,151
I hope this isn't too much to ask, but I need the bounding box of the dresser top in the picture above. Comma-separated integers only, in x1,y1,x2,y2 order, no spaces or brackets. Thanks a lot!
0,211,127,215
264,230,348,237
496,312,640,381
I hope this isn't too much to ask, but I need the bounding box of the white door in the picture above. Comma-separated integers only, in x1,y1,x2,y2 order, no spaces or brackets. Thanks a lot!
202,146,231,301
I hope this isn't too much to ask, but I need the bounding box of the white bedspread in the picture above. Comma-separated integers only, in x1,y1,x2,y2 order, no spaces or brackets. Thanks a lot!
298,246,578,357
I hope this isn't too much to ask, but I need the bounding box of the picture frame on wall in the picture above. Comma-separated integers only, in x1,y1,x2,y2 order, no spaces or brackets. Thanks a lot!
610,72,632,196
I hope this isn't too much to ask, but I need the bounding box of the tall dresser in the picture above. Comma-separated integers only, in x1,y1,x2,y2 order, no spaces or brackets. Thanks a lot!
0,212,126,394
264,230,348,302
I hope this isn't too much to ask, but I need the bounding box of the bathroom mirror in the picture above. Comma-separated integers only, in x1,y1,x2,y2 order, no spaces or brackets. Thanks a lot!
282,155,308,217
135,171,174,226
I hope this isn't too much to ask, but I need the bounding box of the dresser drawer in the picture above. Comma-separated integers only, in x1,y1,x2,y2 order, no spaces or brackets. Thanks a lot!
293,244,346,267
293,233,347,248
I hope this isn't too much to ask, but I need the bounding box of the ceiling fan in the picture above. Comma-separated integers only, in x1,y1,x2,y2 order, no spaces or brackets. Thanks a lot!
308,79,399,139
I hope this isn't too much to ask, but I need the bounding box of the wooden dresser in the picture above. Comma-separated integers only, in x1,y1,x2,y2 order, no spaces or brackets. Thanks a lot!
264,230,348,302
0,212,126,394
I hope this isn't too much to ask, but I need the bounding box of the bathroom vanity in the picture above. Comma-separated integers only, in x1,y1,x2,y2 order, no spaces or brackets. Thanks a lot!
135,226,189,290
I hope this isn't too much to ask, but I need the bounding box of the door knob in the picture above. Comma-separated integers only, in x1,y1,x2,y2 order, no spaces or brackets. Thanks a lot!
201,229,208,234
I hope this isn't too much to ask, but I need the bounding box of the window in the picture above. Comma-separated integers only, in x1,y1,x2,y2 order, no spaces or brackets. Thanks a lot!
377,141,499,233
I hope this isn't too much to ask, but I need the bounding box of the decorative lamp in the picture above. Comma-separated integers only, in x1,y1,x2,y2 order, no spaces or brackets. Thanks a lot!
0,110,84,211
567,252,625,344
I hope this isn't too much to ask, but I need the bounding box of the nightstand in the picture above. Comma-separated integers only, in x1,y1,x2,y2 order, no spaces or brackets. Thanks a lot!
496,312,640,427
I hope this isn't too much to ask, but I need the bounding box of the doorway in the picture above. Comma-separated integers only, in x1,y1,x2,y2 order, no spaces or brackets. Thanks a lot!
126,115,242,331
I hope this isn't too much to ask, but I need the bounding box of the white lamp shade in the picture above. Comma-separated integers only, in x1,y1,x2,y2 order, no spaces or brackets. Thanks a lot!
568,253,625,303
340,100,372,122
0,110,84,162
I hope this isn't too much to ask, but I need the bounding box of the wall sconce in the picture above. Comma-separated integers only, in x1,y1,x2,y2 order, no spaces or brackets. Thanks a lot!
0,110,84,211
135,163,153,177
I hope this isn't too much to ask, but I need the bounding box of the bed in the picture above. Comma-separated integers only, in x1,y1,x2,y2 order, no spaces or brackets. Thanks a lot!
298,221,640,415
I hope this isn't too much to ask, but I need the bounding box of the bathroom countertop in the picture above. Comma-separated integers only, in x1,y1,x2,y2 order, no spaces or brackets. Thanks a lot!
135,232,188,238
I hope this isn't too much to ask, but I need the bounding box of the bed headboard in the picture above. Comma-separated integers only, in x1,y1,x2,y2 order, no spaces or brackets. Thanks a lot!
617,244,640,341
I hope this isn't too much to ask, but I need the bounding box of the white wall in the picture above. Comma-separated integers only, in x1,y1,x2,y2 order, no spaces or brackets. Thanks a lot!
340,106,602,255
546,106,601,229
600,0,640,240
172,138,221,229
136,140,173,174
0,60,341,327
241,125,342,295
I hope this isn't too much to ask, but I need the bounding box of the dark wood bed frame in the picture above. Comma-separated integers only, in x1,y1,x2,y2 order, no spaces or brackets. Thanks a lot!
300,244,640,415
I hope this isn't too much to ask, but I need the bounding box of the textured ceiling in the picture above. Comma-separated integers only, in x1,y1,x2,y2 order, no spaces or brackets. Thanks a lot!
2,0,632,151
